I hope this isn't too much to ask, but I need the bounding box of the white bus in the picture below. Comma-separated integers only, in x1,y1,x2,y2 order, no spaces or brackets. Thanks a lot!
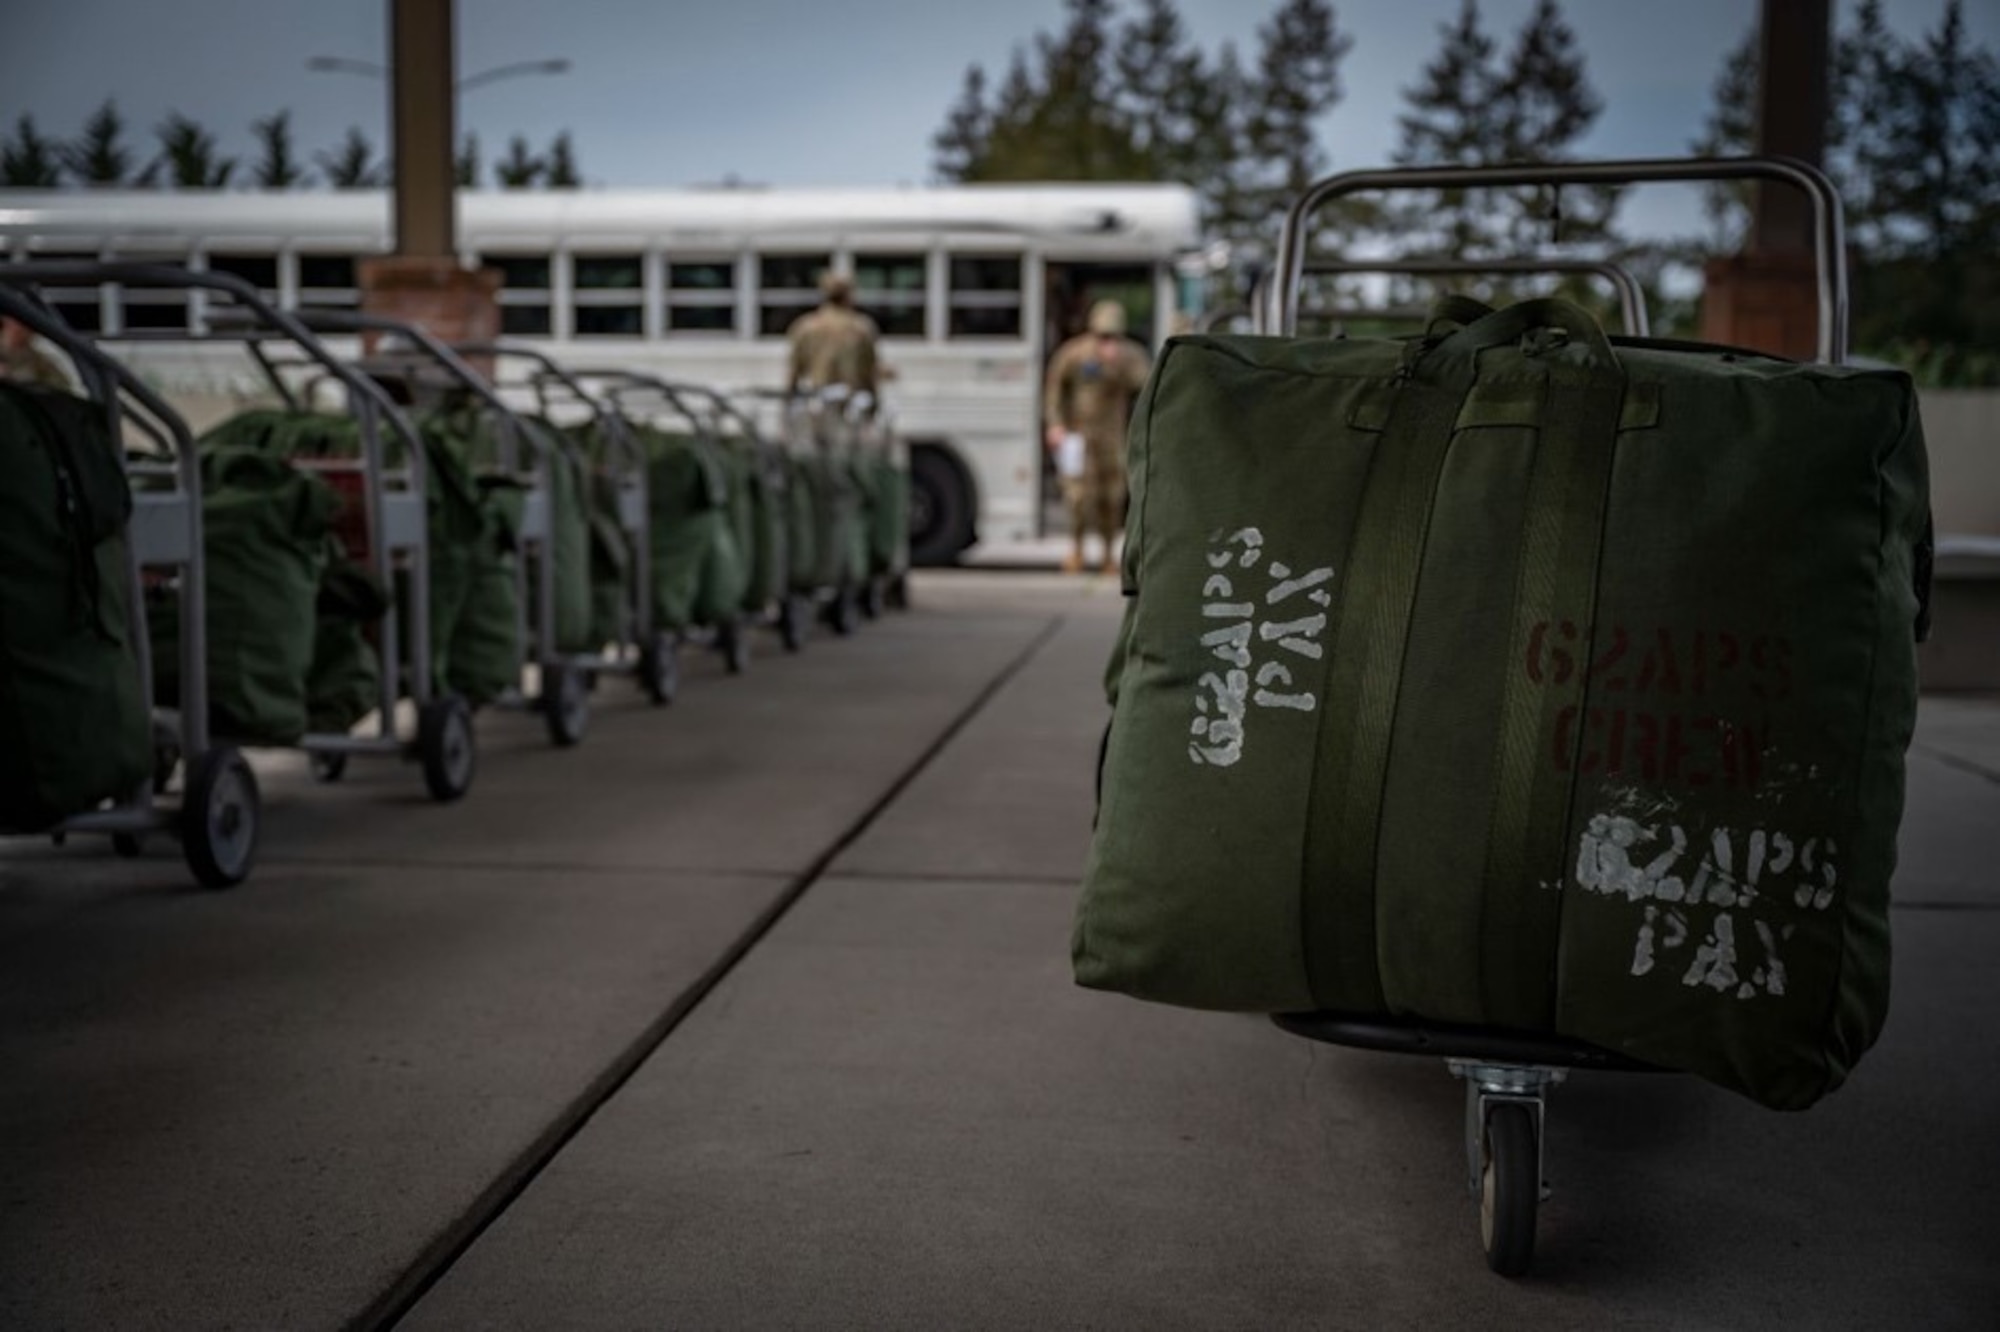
0,184,1203,564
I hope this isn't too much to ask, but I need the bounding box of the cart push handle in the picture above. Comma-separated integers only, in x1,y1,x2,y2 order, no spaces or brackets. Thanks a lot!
1294,256,1653,338
1267,155,1848,363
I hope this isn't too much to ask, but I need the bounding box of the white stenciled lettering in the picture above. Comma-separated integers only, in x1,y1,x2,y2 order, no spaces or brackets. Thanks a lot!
1575,790,1839,1004
1186,526,1335,768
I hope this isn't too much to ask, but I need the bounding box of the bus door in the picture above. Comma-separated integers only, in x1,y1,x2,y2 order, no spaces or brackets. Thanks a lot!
1038,262,1157,537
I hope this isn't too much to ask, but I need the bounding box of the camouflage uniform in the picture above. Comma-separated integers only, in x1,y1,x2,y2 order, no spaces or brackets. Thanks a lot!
1043,318,1150,559
786,296,881,402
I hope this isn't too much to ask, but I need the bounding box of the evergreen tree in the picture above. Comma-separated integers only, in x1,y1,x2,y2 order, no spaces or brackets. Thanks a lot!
1246,0,1349,207
1690,28,1758,250
251,111,306,189
317,128,385,189
494,135,545,188
1492,0,1616,253
152,113,236,189
456,133,481,188
2,114,63,187
1114,0,1199,168
64,100,149,186
546,132,581,187
931,64,991,181
1393,0,1500,256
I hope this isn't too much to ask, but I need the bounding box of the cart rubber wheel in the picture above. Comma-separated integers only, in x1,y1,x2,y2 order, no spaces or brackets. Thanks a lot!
543,662,590,747
720,618,750,675
112,833,143,859
181,746,259,889
886,573,910,611
860,576,885,620
827,585,858,637
778,594,809,653
310,751,349,784
638,632,679,705
1480,1102,1539,1278
417,696,476,803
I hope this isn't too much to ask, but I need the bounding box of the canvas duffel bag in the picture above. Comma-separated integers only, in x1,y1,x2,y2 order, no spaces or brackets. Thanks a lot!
0,384,152,829
1075,297,1930,1110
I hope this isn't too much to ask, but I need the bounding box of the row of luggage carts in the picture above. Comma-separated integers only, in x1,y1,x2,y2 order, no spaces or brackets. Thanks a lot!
0,262,911,890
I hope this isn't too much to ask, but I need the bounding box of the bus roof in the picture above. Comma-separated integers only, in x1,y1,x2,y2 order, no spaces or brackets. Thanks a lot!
0,183,1202,252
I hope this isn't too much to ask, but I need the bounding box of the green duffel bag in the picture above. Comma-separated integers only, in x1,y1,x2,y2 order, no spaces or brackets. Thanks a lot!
802,451,865,590
0,385,152,830
740,450,788,613
175,443,340,745
1076,297,1931,1111
306,552,389,735
641,425,746,630
864,453,909,578
785,453,819,593
527,420,596,655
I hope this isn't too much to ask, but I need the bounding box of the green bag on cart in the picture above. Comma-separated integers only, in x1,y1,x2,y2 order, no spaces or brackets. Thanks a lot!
641,425,748,630
785,453,819,593
306,553,389,734
0,385,152,831
1076,297,1931,1111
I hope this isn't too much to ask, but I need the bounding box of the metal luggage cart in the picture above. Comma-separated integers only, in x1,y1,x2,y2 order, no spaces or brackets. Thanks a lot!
0,284,260,887
650,378,815,654
1200,255,1653,337
1258,155,1850,1276
842,390,912,619
790,384,872,636
290,313,629,747
736,386,862,638
0,261,475,802
454,342,678,705
572,368,757,674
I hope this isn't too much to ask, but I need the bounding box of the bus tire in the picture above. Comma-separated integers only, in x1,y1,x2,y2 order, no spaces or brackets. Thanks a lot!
907,446,973,567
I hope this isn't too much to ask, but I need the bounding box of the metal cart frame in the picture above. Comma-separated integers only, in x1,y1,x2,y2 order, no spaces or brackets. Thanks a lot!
1258,154,1849,1276
0,283,260,887
0,262,476,803
454,341,678,704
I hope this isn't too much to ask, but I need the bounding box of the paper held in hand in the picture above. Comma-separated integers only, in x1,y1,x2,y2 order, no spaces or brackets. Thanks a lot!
1057,431,1087,479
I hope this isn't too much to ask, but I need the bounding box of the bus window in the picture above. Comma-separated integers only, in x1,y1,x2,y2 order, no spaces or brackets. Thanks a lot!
208,252,279,297
573,253,643,338
948,255,1022,338
299,254,362,308
485,252,553,336
111,251,192,331
32,251,103,333
854,253,926,338
665,259,736,334
758,252,829,337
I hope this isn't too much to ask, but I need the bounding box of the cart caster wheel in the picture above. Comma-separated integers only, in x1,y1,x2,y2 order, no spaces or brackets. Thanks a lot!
112,833,143,859
310,751,348,784
181,746,259,890
860,576,885,620
543,662,590,747
778,593,809,654
638,632,679,705
1480,1103,1539,1278
826,585,858,637
720,619,750,675
886,573,910,610
417,696,476,803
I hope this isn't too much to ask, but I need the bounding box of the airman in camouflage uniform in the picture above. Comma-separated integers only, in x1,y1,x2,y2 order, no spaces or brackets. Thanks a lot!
786,271,880,405
1043,299,1150,574
0,317,69,390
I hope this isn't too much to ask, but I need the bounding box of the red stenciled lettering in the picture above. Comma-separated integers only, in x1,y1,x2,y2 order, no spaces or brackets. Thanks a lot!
1635,627,1681,695
1552,704,1579,771
1591,625,1632,691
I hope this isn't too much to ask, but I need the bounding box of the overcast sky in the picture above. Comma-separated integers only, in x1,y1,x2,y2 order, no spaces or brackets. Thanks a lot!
5,0,1994,238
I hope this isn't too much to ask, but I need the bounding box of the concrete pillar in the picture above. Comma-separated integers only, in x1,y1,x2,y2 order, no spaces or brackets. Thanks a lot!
360,0,499,372
1701,0,1831,360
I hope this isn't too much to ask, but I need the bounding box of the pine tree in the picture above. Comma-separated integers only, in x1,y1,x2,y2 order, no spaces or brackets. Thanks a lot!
456,133,480,188
1393,0,1500,256
1491,0,1617,254
1115,0,1199,169
494,135,544,189
317,128,385,189
64,100,147,186
151,113,236,189
546,132,580,188
932,64,991,181
2,114,63,187
251,111,305,189
1690,27,1758,249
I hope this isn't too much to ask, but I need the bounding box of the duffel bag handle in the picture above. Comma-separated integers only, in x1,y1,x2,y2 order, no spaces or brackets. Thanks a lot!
1432,297,1619,371
1266,155,1847,364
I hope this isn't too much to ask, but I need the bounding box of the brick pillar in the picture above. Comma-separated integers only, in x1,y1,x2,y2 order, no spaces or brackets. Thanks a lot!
357,257,500,378
1700,253,1820,361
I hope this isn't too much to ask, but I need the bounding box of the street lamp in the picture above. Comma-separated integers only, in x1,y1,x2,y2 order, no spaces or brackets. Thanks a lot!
305,55,571,90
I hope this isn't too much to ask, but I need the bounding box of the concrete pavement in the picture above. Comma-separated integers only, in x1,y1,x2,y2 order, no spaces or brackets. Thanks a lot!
3,572,1995,1330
